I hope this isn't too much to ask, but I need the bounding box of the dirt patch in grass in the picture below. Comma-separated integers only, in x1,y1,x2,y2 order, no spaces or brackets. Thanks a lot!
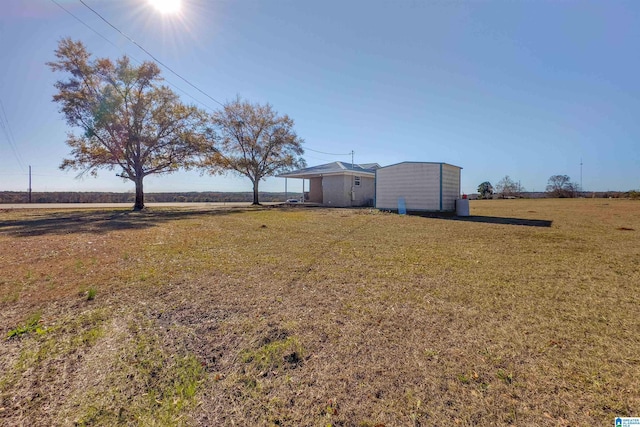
1,200,639,425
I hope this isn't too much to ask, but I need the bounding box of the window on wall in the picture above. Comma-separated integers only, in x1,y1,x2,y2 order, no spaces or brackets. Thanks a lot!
354,176,361,186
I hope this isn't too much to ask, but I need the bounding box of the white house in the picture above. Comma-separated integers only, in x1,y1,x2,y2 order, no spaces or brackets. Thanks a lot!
278,162,379,207
375,162,462,212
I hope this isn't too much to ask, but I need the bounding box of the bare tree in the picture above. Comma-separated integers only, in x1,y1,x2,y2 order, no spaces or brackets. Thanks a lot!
202,97,305,205
49,39,209,210
546,175,578,198
495,175,520,198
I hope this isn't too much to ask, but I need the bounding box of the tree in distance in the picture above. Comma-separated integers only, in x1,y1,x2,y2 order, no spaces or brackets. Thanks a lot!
477,181,494,199
546,174,579,198
201,97,305,205
49,38,210,210
495,175,524,198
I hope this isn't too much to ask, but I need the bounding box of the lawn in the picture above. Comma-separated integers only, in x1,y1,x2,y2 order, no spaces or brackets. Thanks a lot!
1,199,639,426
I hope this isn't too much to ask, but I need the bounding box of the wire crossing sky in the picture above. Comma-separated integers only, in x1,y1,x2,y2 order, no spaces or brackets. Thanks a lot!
0,98,26,172
1,0,639,194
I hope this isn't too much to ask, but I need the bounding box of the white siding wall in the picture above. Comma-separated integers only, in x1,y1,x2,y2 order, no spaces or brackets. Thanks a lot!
375,163,441,211
441,164,461,211
375,162,461,212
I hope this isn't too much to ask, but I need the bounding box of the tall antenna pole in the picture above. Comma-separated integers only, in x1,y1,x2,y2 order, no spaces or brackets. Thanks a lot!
351,150,354,168
28,165,32,203
580,158,583,192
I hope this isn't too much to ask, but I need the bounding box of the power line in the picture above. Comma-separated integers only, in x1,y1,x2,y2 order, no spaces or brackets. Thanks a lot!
49,0,216,112
53,0,338,161
0,97,26,171
303,153,333,163
77,0,225,108
51,0,121,56
304,147,352,156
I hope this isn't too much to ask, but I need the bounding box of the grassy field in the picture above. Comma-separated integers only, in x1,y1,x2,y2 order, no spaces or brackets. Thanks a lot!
1,199,638,426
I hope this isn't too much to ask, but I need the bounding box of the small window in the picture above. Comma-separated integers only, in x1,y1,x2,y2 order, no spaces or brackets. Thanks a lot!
354,176,361,186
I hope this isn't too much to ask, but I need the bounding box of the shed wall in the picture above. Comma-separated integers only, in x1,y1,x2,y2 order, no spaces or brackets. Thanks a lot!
375,163,441,211
441,164,461,211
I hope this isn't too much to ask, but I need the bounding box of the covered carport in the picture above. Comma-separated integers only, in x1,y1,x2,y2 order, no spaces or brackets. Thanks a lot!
278,162,379,207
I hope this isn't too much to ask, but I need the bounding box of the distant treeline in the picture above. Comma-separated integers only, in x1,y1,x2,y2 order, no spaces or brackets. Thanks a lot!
2,190,637,204
0,191,292,204
468,191,639,200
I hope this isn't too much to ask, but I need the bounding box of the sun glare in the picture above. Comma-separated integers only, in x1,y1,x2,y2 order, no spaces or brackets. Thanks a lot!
148,0,182,14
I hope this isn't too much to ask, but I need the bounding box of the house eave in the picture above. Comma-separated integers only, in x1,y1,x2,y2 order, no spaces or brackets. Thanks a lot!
277,170,376,179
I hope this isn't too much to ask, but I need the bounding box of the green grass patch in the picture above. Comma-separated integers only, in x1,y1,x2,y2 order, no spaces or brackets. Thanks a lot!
0,308,109,419
6,311,45,339
240,335,304,374
74,315,205,426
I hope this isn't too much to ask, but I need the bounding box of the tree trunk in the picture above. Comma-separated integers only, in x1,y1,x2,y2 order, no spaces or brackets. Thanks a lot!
134,176,145,211
252,179,260,205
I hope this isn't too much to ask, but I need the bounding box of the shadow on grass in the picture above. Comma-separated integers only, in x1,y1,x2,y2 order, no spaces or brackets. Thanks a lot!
0,207,253,237
449,215,553,227
405,211,553,227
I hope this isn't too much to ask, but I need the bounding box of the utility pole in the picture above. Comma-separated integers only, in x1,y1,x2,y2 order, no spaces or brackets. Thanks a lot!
28,165,32,203
580,158,583,192
351,150,354,168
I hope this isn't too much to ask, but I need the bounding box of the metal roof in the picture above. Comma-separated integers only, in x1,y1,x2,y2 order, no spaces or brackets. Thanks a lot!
278,161,380,179
376,161,463,170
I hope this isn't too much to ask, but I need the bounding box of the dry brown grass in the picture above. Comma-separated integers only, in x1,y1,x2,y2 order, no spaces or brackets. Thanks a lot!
1,199,639,426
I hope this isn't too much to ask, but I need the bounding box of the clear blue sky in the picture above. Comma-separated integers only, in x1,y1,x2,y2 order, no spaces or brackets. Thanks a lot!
1,0,639,195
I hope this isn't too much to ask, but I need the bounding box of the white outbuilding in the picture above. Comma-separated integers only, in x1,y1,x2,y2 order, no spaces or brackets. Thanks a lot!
375,162,462,212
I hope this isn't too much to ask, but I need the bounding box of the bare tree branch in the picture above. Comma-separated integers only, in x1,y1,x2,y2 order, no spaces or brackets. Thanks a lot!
201,97,306,205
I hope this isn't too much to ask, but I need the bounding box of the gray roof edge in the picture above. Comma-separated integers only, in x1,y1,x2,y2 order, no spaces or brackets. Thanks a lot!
377,161,463,170
277,169,376,178
358,163,381,169
277,161,380,178
336,161,381,171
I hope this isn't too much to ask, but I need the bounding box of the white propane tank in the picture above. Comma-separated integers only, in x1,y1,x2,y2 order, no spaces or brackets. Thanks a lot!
456,197,470,216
